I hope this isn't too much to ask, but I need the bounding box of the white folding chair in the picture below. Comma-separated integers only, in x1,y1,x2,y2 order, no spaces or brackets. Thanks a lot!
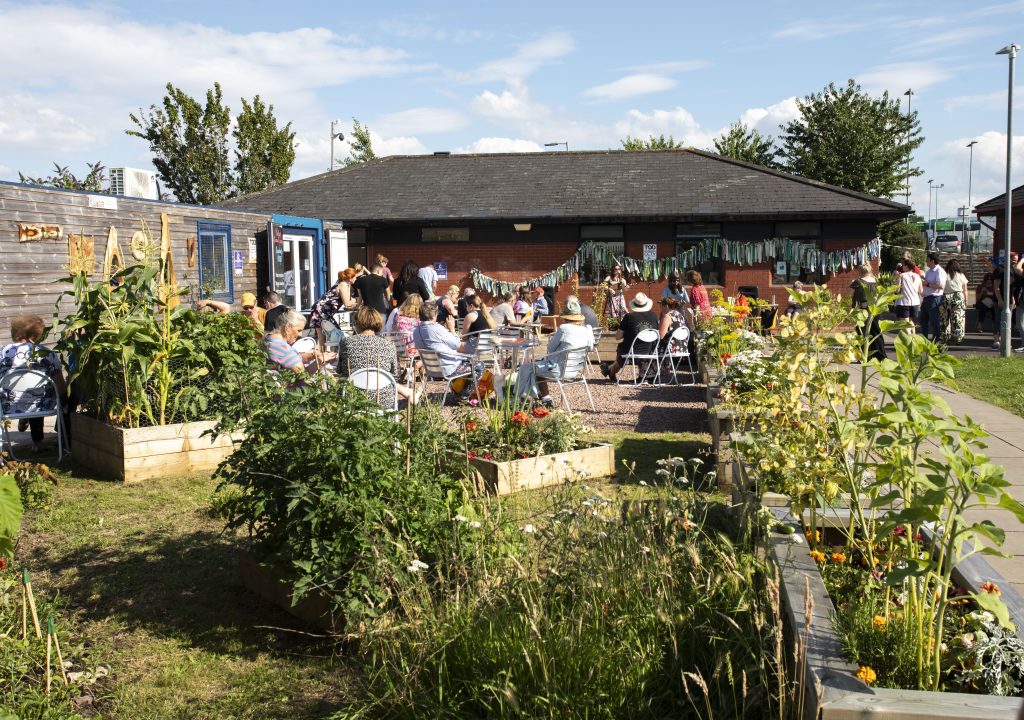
661,326,694,385
291,336,317,353
536,347,596,412
586,327,604,377
0,368,66,461
619,329,662,386
384,330,416,388
463,330,500,369
347,368,399,412
417,348,479,406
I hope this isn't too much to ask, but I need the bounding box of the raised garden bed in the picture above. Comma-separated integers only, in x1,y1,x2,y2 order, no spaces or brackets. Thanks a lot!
71,414,242,483
470,443,615,495
237,549,342,634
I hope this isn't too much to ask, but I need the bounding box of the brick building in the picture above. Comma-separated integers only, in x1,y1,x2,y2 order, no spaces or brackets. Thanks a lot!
223,149,908,308
975,183,1024,256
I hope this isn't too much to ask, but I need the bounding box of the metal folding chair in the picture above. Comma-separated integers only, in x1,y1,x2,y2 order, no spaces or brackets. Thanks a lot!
416,348,480,406
536,347,596,412
0,368,66,461
586,327,604,376
384,330,417,388
463,329,500,369
347,368,400,411
291,336,317,354
619,329,662,385
660,326,694,385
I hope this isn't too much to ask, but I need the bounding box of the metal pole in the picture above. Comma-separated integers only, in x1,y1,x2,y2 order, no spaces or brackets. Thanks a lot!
967,140,977,275
999,44,1018,357
904,89,913,207
928,179,934,242
330,120,336,172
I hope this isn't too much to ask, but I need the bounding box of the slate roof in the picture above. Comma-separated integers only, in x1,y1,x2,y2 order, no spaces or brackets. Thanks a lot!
975,183,1024,212
222,149,909,224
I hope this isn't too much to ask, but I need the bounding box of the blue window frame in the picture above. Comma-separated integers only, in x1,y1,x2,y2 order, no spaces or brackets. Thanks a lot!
197,222,233,300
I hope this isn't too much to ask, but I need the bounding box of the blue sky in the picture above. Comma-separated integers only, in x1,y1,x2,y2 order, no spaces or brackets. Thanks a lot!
1,0,1022,220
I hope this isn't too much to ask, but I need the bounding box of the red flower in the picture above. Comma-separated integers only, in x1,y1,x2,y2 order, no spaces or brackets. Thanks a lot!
0,557,6,571
511,411,531,426
483,455,493,460
467,452,477,459
981,581,1001,595
720,353,732,364
532,407,550,418
465,420,478,432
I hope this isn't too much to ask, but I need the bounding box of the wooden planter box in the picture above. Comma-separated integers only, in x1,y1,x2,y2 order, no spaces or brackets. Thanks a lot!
71,414,242,483
470,443,615,495
237,549,342,634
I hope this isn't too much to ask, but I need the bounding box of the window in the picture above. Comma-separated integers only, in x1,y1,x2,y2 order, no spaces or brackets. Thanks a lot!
772,221,821,284
197,222,232,299
675,222,722,286
579,225,625,284
422,227,469,242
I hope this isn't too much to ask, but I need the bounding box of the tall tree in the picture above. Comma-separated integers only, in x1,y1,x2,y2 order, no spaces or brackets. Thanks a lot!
620,134,685,151
128,83,296,203
713,122,779,168
342,118,377,167
234,96,296,195
19,161,108,192
779,79,923,197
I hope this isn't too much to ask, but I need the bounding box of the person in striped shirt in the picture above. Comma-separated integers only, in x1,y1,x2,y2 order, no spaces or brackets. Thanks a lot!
265,310,317,375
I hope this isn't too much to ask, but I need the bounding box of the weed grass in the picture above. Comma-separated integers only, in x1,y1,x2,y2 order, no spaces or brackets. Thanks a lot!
952,355,1024,418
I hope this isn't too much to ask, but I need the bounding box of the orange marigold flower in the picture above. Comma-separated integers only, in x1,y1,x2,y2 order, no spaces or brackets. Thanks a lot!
872,615,887,632
856,666,877,685
532,407,550,418
805,530,821,544
465,420,478,432
809,550,826,563
831,552,847,564
981,581,1001,595
510,410,531,426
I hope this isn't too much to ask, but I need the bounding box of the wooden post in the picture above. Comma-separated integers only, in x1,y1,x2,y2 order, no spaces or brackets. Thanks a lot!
49,616,68,684
45,624,52,694
23,569,42,639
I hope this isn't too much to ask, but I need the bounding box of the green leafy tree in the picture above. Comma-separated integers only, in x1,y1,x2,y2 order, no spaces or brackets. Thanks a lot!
780,79,923,197
342,118,377,167
713,121,779,168
620,134,685,151
128,82,295,203
19,161,108,192
233,96,296,196
880,218,926,271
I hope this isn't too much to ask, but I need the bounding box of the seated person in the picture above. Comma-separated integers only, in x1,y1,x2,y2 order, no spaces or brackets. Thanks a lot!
1,315,67,452
337,306,419,407
239,292,266,331
566,294,600,329
413,302,483,392
516,302,595,403
513,287,534,324
657,297,687,350
265,310,329,376
461,294,497,354
530,287,550,322
490,291,519,327
600,293,659,382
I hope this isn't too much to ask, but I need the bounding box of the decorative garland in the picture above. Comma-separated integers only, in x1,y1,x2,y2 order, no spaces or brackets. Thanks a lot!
470,237,881,295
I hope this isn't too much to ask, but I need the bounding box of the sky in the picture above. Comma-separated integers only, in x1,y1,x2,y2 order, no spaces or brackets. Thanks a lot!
2,0,1023,221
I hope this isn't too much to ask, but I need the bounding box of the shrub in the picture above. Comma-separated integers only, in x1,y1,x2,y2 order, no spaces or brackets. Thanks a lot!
1,459,58,510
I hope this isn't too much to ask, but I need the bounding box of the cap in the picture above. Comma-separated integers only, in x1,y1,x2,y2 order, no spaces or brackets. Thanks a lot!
240,292,257,307
531,287,544,295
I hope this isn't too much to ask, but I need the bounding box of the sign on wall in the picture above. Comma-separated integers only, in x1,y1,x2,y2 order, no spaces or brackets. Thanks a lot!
233,250,244,276
248,237,257,263
87,195,118,210
435,261,448,280
642,244,657,261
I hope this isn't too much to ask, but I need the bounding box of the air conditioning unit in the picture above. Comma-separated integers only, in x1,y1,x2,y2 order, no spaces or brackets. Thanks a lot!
109,167,158,200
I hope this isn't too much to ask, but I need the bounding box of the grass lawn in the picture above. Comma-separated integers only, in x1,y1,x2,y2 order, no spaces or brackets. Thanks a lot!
14,429,708,719
953,355,1024,418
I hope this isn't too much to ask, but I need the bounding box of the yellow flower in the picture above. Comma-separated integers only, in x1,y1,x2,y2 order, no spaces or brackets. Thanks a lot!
805,530,821,544
856,666,877,685
810,550,826,563
831,552,847,564
872,615,887,632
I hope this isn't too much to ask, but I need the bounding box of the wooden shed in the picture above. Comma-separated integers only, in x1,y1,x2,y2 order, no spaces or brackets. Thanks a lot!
0,181,273,338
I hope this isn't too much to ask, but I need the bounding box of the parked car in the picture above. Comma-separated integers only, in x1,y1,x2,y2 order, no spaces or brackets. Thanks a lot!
934,234,962,253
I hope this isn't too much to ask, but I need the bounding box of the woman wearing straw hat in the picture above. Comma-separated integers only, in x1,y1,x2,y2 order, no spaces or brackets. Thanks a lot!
600,292,658,382
515,299,595,405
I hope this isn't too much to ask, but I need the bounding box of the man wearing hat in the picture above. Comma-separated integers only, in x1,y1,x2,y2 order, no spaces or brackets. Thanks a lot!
600,292,659,382
530,286,549,319
239,292,266,331
515,299,595,405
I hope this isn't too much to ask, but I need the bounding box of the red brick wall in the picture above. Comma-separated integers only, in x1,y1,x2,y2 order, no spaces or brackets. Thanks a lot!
366,219,880,310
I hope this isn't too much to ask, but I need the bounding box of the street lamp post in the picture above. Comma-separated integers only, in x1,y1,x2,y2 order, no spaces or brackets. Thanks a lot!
966,140,978,272
927,179,934,240
330,119,345,172
544,141,569,151
904,89,914,207
997,43,1018,358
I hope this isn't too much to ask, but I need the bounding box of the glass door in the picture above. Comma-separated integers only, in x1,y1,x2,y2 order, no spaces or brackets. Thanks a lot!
279,232,315,312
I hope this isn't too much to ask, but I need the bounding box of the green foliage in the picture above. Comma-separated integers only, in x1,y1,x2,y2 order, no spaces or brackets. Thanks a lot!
880,220,926,271
834,595,923,689
713,121,779,168
18,162,107,193
215,378,480,626
620,134,685,151
1,461,57,510
128,82,295,203
0,475,22,560
342,118,377,167
53,258,265,427
950,356,1024,419
780,79,923,197
233,96,297,196
461,397,589,462
340,478,790,719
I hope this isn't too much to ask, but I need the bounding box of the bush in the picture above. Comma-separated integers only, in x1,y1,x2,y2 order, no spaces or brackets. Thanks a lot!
1,459,58,510
880,220,925,271
215,377,482,626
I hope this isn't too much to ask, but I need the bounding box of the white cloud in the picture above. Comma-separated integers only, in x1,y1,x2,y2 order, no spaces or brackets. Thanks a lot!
773,19,868,40
738,97,800,137
0,95,98,152
624,60,711,73
583,74,677,101
858,62,953,95
614,107,715,149
470,86,547,121
454,31,574,83
944,87,1024,113
455,138,544,154
373,107,468,135
903,26,996,55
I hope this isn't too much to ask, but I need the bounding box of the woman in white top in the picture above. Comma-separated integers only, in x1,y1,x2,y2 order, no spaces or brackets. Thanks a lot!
942,259,969,345
894,260,923,332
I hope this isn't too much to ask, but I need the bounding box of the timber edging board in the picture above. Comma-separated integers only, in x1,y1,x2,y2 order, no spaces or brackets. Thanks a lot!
767,504,1024,719
237,549,342,634
70,414,242,483
469,443,615,495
